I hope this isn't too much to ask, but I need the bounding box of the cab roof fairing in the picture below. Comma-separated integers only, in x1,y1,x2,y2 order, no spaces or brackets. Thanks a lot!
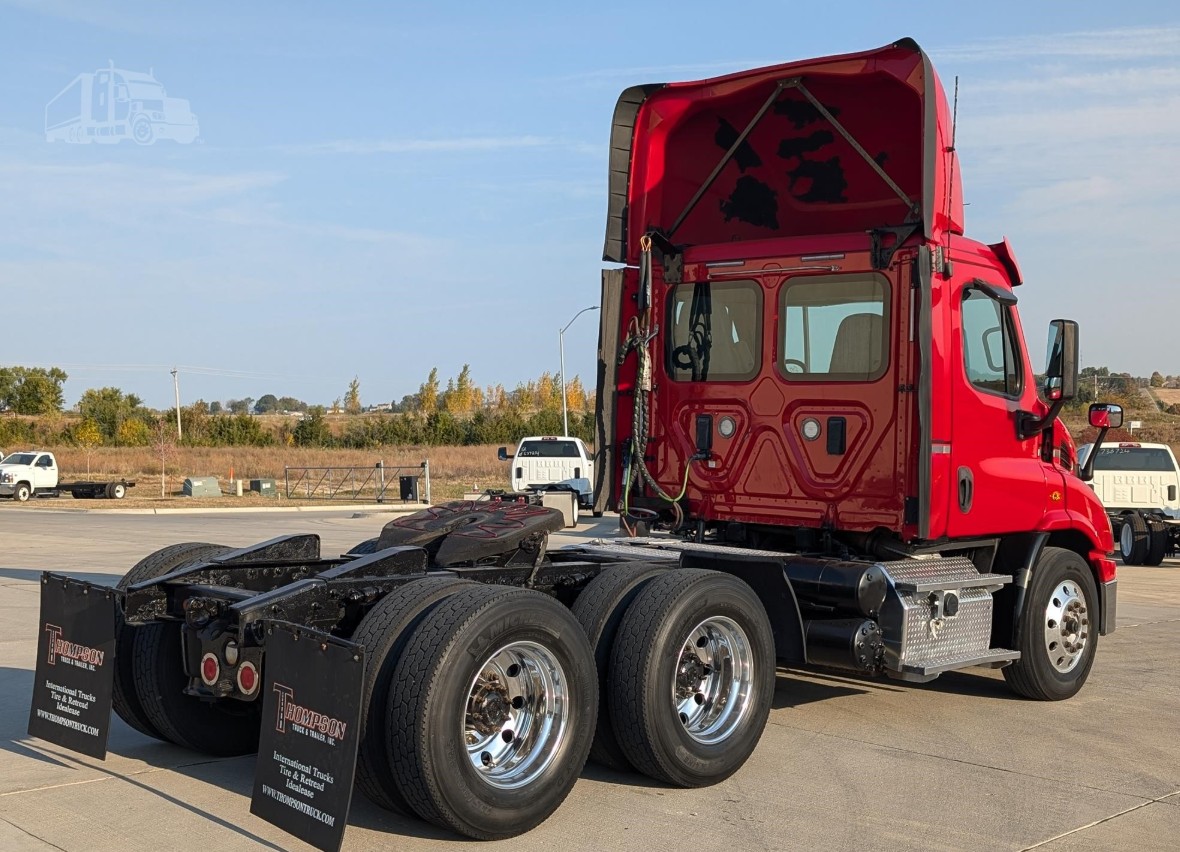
602,38,964,265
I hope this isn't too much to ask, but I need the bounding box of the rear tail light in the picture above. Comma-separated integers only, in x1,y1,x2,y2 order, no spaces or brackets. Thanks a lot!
199,653,220,686
236,660,259,695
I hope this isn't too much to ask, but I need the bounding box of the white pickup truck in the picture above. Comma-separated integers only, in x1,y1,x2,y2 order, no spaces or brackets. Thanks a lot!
0,450,134,501
496,436,596,511
1077,441,1180,565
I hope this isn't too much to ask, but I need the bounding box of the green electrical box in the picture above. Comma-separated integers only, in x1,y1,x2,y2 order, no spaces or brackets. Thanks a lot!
183,476,222,498
250,478,278,498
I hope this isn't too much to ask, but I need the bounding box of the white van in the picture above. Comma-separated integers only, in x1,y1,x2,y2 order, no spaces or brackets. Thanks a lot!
497,436,594,506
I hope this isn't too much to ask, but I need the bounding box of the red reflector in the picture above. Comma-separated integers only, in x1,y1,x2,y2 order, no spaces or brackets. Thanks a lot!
1118,442,1141,448
200,653,220,686
237,661,258,695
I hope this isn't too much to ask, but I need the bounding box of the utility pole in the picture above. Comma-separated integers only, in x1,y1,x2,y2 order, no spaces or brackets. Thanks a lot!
171,368,182,440
559,306,599,436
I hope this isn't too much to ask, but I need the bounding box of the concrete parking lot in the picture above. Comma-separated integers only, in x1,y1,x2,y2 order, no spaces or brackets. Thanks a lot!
1,508,1177,851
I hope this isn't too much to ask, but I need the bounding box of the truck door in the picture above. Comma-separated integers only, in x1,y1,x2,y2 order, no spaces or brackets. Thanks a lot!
947,281,1054,537
33,454,56,490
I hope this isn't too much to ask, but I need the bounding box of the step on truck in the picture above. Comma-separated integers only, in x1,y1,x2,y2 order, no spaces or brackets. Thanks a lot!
1077,440,1180,565
27,38,1123,850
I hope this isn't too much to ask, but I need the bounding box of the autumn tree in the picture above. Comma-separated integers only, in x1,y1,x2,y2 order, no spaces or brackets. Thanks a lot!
443,364,482,415
418,368,440,415
73,419,102,475
564,376,588,411
1151,371,1165,388
116,419,151,447
345,377,362,414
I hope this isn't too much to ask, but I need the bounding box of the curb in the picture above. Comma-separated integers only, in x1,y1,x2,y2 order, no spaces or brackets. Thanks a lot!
27,503,429,516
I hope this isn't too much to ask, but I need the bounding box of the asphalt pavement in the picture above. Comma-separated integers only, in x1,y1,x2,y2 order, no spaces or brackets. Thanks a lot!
0,508,1177,851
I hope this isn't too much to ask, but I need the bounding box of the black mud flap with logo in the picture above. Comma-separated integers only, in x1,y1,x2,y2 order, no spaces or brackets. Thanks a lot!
251,621,364,852
27,573,118,760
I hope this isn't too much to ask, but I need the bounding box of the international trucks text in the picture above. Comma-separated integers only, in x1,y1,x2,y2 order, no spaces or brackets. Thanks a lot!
26,38,1121,850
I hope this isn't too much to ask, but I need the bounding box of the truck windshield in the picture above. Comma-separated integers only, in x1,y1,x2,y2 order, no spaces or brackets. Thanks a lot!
2,453,35,465
517,440,580,458
126,81,166,99
1091,447,1174,471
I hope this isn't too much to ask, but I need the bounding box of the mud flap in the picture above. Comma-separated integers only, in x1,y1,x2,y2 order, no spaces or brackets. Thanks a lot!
27,573,118,760
251,621,364,852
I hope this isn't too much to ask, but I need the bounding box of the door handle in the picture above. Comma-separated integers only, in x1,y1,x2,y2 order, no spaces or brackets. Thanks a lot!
957,466,974,513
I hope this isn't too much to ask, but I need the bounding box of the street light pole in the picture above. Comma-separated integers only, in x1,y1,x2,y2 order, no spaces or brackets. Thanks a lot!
559,305,599,436
171,368,183,441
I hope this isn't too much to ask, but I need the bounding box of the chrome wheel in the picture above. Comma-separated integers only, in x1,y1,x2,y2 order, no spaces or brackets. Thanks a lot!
464,641,569,790
672,617,754,745
1043,580,1090,673
1119,521,1134,558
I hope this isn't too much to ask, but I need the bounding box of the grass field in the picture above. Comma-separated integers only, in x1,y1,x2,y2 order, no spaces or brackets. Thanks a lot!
31,444,511,504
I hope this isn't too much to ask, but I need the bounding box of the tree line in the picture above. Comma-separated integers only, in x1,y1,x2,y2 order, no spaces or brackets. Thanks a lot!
0,364,595,449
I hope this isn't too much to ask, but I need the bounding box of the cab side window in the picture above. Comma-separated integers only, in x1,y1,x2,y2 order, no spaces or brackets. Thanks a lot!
961,288,1022,397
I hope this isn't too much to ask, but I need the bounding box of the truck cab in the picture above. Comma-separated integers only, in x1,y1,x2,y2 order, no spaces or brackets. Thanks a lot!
595,38,1117,698
0,451,59,501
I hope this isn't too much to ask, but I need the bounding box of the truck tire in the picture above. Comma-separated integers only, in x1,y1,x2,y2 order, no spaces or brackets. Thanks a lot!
346,537,381,556
571,562,669,771
387,585,597,839
351,576,472,814
14,482,30,502
132,620,262,755
1145,519,1169,566
1002,547,1099,701
130,544,262,756
106,482,126,499
111,543,231,741
1119,512,1149,565
608,569,776,787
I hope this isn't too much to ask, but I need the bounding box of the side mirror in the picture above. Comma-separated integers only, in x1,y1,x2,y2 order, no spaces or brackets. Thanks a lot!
1019,319,1080,439
1079,403,1123,482
1088,403,1123,430
1044,319,1079,401
497,447,511,461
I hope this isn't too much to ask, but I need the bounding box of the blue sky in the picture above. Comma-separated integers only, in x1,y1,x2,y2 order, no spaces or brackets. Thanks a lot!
1,2,1177,409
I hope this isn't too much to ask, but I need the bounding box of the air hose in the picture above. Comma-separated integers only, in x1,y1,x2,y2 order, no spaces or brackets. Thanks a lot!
619,234,695,531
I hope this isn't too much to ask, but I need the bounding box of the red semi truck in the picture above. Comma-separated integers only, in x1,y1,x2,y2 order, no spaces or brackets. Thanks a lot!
26,39,1121,849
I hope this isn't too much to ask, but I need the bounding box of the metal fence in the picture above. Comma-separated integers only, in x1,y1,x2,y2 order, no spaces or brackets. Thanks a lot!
283,460,431,504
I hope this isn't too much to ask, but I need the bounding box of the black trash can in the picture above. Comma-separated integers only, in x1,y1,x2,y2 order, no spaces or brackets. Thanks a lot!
399,475,419,502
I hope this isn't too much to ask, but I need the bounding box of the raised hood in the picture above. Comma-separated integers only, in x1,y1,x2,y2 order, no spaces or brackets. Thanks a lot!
603,38,963,264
